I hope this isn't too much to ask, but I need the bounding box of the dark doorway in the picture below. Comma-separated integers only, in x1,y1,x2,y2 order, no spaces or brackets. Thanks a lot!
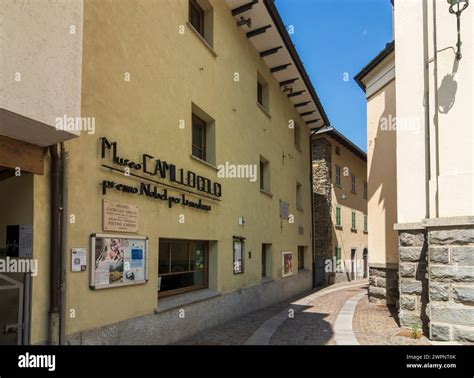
363,248,368,278
351,248,356,281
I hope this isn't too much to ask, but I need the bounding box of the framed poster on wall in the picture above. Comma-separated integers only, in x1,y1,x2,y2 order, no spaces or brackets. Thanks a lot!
281,251,293,278
233,238,244,274
90,234,148,290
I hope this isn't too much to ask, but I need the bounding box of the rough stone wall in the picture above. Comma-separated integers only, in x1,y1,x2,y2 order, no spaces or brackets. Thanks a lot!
368,266,399,305
398,230,429,334
311,137,332,286
428,226,474,342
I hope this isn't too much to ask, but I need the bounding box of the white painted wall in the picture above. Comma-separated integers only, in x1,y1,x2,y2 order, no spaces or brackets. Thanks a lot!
0,0,83,145
395,0,473,222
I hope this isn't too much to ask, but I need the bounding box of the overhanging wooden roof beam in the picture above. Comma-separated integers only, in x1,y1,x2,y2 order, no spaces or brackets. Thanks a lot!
260,46,283,57
270,63,291,73
288,90,306,98
294,101,311,108
247,25,272,38
280,78,299,86
232,0,259,16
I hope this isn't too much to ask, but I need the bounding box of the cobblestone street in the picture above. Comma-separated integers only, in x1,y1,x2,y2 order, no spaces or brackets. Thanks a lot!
177,280,447,346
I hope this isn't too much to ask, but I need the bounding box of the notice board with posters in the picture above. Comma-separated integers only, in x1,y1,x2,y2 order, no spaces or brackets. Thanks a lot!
90,234,148,289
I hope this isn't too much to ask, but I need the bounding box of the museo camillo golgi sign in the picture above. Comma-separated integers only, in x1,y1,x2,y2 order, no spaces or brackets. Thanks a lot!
100,137,222,212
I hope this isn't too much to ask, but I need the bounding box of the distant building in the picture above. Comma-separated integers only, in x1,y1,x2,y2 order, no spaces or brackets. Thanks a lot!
311,127,368,286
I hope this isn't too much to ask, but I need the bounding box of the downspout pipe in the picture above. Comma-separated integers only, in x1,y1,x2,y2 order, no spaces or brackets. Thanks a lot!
48,145,61,345
59,143,69,345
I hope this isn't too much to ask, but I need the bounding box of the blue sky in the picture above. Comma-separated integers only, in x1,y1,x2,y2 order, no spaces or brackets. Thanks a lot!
275,0,393,152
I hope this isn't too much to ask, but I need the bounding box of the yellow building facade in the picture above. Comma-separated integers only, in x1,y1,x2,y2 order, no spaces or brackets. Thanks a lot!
355,42,399,305
311,128,368,286
0,0,330,345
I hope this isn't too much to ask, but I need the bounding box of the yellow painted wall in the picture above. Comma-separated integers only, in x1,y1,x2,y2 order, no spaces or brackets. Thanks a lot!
29,0,313,343
367,79,398,265
31,157,51,344
327,138,368,271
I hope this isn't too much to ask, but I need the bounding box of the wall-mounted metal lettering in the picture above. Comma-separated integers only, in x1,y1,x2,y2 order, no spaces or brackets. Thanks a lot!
100,137,222,198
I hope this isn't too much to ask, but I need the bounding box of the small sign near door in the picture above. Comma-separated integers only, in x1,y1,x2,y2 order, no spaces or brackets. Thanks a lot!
71,248,87,272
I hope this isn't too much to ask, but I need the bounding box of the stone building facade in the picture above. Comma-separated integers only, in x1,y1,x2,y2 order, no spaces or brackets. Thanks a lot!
394,221,474,341
312,128,368,286
312,138,332,286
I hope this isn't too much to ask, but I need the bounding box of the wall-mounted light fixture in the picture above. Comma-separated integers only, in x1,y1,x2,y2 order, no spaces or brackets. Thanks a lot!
237,16,252,29
448,0,469,60
282,86,293,94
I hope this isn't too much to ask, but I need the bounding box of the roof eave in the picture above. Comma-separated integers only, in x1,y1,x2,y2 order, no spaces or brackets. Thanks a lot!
263,0,331,127
313,126,367,162
354,41,395,93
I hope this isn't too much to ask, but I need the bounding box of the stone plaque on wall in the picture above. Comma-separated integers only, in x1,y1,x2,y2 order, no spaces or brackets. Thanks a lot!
103,199,139,233
279,200,289,220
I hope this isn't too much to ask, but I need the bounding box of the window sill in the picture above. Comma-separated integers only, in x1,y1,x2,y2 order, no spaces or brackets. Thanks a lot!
351,228,358,232
256,102,271,119
335,225,342,229
363,230,368,234
190,154,218,171
155,288,221,314
335,184,342,189
186,22,217,58
295,145,302,153
260,189,273,198
297,206,304,212
298,268,310,273
351,191,357,195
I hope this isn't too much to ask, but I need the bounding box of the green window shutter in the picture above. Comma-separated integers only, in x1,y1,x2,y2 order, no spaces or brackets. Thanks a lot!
336,247,341,270
336,207,341,226
364,215,368,232
352,211,356,229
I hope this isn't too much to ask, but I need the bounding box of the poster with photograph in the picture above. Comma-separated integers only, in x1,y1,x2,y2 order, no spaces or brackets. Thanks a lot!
281,251,293,278
90,234,148,289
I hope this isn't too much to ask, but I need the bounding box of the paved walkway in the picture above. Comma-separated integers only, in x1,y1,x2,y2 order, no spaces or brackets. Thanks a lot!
178,281,367,345
177,280,465,346
333,291,365,345
247,281,367,345
353,293,431,345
